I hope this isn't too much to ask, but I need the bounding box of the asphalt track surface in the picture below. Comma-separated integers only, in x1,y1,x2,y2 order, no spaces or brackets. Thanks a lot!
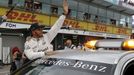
0,65,10,75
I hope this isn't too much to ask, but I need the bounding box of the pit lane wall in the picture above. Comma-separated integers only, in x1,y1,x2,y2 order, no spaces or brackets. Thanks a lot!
0,7,132,36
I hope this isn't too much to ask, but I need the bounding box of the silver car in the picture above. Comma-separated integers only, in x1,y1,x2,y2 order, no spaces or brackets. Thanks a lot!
11,39,134,75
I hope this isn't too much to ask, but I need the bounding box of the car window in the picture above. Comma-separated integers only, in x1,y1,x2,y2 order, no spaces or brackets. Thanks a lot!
23,58,116,75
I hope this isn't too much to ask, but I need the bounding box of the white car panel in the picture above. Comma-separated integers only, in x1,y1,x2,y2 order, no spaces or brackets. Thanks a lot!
48,50,134,64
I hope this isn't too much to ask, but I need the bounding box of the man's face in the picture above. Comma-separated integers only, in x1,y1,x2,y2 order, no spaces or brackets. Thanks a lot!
32,28,43,38
66,40,72,46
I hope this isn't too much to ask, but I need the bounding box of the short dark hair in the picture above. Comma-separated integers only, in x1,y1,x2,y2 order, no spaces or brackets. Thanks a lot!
28,23,45,36
29,23,44,32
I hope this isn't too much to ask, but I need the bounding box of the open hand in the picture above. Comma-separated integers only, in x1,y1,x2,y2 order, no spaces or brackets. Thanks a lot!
63,0,68,15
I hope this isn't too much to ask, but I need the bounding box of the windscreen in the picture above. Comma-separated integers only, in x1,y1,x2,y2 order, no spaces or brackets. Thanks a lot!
24,58,116,75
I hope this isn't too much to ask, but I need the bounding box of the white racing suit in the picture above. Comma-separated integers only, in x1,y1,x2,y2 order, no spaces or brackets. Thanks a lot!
24,15,66,60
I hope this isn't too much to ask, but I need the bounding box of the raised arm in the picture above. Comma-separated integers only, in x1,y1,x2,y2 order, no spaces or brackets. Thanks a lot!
46,0,68,43
63,0,68,15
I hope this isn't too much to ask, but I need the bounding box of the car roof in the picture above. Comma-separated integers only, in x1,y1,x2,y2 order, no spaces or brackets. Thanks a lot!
46,49,134,64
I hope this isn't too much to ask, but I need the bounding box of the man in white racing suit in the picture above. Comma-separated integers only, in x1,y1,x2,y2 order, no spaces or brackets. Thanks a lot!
24,0,68,60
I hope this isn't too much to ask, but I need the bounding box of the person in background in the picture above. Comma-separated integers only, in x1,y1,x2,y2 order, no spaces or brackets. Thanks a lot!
24,0,68,60
51,6,58,15
94,15,99,23
24,0,33,11
34,0,42,12
64,39,76,49
0,15,7,23
10,47,22,72
77,43,84,50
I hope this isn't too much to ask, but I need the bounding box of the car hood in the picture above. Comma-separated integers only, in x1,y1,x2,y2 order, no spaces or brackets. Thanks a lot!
47,49,134,64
